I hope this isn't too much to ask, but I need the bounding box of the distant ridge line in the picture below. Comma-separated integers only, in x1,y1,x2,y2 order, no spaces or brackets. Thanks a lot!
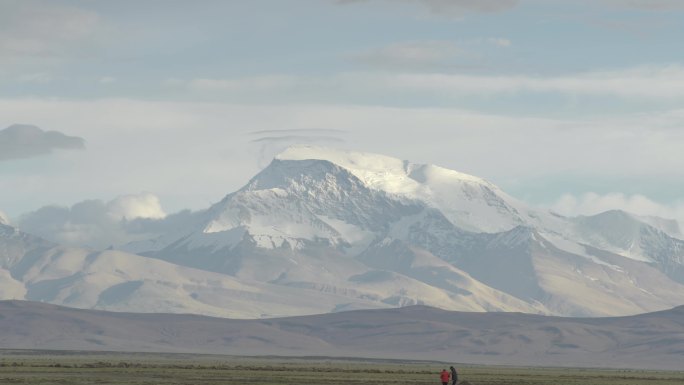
1,300,682,370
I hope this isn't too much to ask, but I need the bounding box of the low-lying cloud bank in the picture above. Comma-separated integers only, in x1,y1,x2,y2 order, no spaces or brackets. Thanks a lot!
15,193,173,249
12,189,684,251
176,65,684,101
551,192,684,235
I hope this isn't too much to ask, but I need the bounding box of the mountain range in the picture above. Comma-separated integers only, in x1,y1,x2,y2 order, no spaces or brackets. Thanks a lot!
1,300,683,370
2,146,684,317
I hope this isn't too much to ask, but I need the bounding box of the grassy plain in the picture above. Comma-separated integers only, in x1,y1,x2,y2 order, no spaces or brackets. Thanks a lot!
0,350,682,385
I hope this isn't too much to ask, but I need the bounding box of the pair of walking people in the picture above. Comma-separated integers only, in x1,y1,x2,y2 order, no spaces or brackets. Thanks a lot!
440,366,458,385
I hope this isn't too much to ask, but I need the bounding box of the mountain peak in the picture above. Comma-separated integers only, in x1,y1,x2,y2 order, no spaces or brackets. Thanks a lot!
8,146,684,319
274,146,527,233
276,145,488,189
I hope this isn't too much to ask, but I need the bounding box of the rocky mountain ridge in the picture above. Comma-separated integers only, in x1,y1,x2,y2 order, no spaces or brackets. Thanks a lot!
2,146,684,317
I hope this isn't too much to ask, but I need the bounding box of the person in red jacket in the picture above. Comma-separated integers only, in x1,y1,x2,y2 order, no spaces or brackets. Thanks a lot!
440,368,450,385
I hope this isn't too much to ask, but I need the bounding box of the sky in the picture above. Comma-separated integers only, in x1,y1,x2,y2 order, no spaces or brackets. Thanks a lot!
1,0,684,244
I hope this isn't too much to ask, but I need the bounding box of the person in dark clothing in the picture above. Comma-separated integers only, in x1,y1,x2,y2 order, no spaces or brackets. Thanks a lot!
440,369,450,385
450,366,458,385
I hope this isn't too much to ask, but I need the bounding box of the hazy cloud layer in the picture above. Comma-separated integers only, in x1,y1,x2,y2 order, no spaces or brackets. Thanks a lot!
354,41,472,70
341,0,684,12
0,124,85,161
251,129,347,136
2,99,684,220
0,0,99,61
337,0,519,15
186,75,297,91
351,38,511,71
377,65,684,98
603,0,684,10
171,64,684,101
551,192,684,232
17,193,167,249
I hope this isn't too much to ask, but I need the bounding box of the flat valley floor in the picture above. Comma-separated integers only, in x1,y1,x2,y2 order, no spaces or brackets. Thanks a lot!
1,351,683,385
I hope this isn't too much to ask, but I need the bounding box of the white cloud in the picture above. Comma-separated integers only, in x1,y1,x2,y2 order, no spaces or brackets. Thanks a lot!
2,97,684,221
422,0,519,14
107,193,166,221
353,41,469,68
16,193,167,249
603,0,684,10
351,38,510,69
487,37,512,47
17,72,52,83
382,64,684,98
551,192,684,230
337,0,519,15
172,64,684,100
188,75,297,91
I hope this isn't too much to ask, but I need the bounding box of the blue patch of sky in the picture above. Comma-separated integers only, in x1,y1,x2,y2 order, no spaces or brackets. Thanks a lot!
502,174,684,206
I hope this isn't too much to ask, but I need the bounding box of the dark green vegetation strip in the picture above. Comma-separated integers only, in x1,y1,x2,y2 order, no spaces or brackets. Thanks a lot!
0,352,682,385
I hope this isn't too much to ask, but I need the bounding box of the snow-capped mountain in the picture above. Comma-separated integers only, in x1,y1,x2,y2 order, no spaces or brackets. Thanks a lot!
1,222,311,317
571,210,684,263
3,146,684,317
0,221,540,317
119,146,684,316
277,146,533,233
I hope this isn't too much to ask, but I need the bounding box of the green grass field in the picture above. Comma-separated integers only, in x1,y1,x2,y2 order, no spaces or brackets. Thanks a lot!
1,350,682,385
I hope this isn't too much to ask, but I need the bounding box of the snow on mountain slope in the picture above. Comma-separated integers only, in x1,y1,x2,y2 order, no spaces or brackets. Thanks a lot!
0,222,54,269
0,224,378,318
10,246,392,318
519,227,684,316
132,157,473,269
117,158,554,314
569,210,684,279
8,147,684,318
129,146,683,271
126,158,418,259
357,238,546,313
114,147,684,317
0,223,27,299
278,146,531,233
636,214,683,238
433,225,684,316
2,222,545,316
533,241,684,316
